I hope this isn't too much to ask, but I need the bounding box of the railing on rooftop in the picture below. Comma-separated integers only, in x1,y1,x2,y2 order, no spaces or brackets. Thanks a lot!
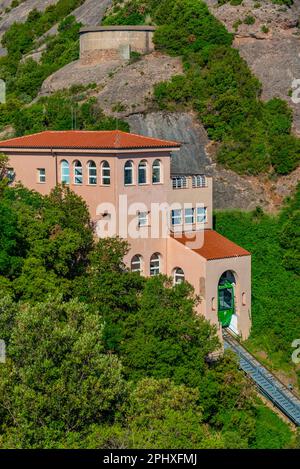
172,175,207,189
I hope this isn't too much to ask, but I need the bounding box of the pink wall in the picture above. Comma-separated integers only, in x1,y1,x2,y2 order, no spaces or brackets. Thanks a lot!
4,147,251,339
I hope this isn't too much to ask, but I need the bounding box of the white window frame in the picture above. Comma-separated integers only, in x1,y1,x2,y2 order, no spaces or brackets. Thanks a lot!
171,209,182,226
152,159,161,184
150,253,160,276
88,161,97,185
61,160,70,184
131,255,142,273
174,267,185,285
101,161,111,186
37,168,46,183
73,160,83,185
196,206,207,224
192,175,206,188
184,207,195,225
172,176,187,189
138,211,148,227
124,160,134,185
138,160,147,185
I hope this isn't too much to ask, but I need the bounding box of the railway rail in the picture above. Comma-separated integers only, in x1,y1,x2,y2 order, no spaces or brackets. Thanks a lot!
223,329,300,426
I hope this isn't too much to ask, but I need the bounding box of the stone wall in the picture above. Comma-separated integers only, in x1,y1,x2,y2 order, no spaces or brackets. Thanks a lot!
80,26,156,64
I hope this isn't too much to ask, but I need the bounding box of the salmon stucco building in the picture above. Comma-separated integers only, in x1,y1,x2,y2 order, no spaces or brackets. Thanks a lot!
0,130,251,339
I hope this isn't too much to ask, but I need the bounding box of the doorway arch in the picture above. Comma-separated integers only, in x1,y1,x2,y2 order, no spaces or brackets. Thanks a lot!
218,271,237,329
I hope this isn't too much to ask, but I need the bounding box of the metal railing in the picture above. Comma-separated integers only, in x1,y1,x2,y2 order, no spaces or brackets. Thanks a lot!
171,175,208,189
223,329,300,426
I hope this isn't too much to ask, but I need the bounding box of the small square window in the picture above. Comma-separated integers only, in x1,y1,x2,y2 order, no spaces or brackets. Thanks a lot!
196,207,207,224
38,168,46,183
138,211,148,227
184,208,194,225
171,209,182,226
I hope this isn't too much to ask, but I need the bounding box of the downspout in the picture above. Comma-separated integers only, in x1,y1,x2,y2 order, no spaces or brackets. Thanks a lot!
51,148,58,185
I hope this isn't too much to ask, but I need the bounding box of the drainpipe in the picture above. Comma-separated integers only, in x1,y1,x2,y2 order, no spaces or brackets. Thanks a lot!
51,148,58,185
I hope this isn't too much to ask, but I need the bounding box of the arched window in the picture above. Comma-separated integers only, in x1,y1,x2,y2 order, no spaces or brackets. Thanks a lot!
173,267,185,285
138,160,147,185
87,161,97,185
61,160,70,184
101,161,110,185
73,160,83,184
124,160,133,185
150,253,161,276
131,255,143,273
192,175,206,188
152,159,161,184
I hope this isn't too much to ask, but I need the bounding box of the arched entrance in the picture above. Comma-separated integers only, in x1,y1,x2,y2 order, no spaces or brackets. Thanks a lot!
218,271,236,329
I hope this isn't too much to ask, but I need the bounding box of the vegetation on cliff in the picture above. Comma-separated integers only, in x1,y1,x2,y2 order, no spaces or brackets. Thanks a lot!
216,184,300,380
104,0,300,176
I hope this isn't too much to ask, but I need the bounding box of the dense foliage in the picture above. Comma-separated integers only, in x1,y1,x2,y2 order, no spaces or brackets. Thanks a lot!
0,178,293,448
279,183,300,275
0,2,84,102
215,187,300,377
104,0,300,176
0,87,129,136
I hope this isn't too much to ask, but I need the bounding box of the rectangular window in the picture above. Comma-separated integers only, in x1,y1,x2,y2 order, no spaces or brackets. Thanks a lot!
196,207,207,224
138,211,148,227
74,168,83,184
184,208,194,225
38,168,46,183
6,168,15,183
171,209,182,226
172,177,187,189
89,168,97,185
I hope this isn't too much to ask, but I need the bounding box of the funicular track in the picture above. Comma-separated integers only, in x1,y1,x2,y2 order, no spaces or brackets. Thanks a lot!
223,329,300,426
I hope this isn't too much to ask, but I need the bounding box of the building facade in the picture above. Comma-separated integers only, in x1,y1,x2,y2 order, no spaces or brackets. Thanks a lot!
0,130,251,339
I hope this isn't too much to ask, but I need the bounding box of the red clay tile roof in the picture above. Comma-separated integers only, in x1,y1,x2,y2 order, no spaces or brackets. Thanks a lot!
174,230,250,260
0,130,181,150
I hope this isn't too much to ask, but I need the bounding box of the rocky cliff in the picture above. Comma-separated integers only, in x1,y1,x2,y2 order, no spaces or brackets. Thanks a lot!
1,0,299,211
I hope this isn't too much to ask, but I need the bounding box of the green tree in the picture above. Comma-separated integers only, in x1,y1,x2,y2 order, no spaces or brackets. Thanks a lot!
0,295,126,448
119,275,220,386
81,378,225,449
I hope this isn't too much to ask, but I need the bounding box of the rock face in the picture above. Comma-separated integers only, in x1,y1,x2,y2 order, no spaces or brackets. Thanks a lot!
0,1,58,38
127,112,211,176
204,0,300,133
205,0,300,36
40,58,123,94
3,0,299,211
40,52,183,119
127,111,268,210
0,0,112,56
42,0,112,40
235,36,300,134
95,53,182,117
